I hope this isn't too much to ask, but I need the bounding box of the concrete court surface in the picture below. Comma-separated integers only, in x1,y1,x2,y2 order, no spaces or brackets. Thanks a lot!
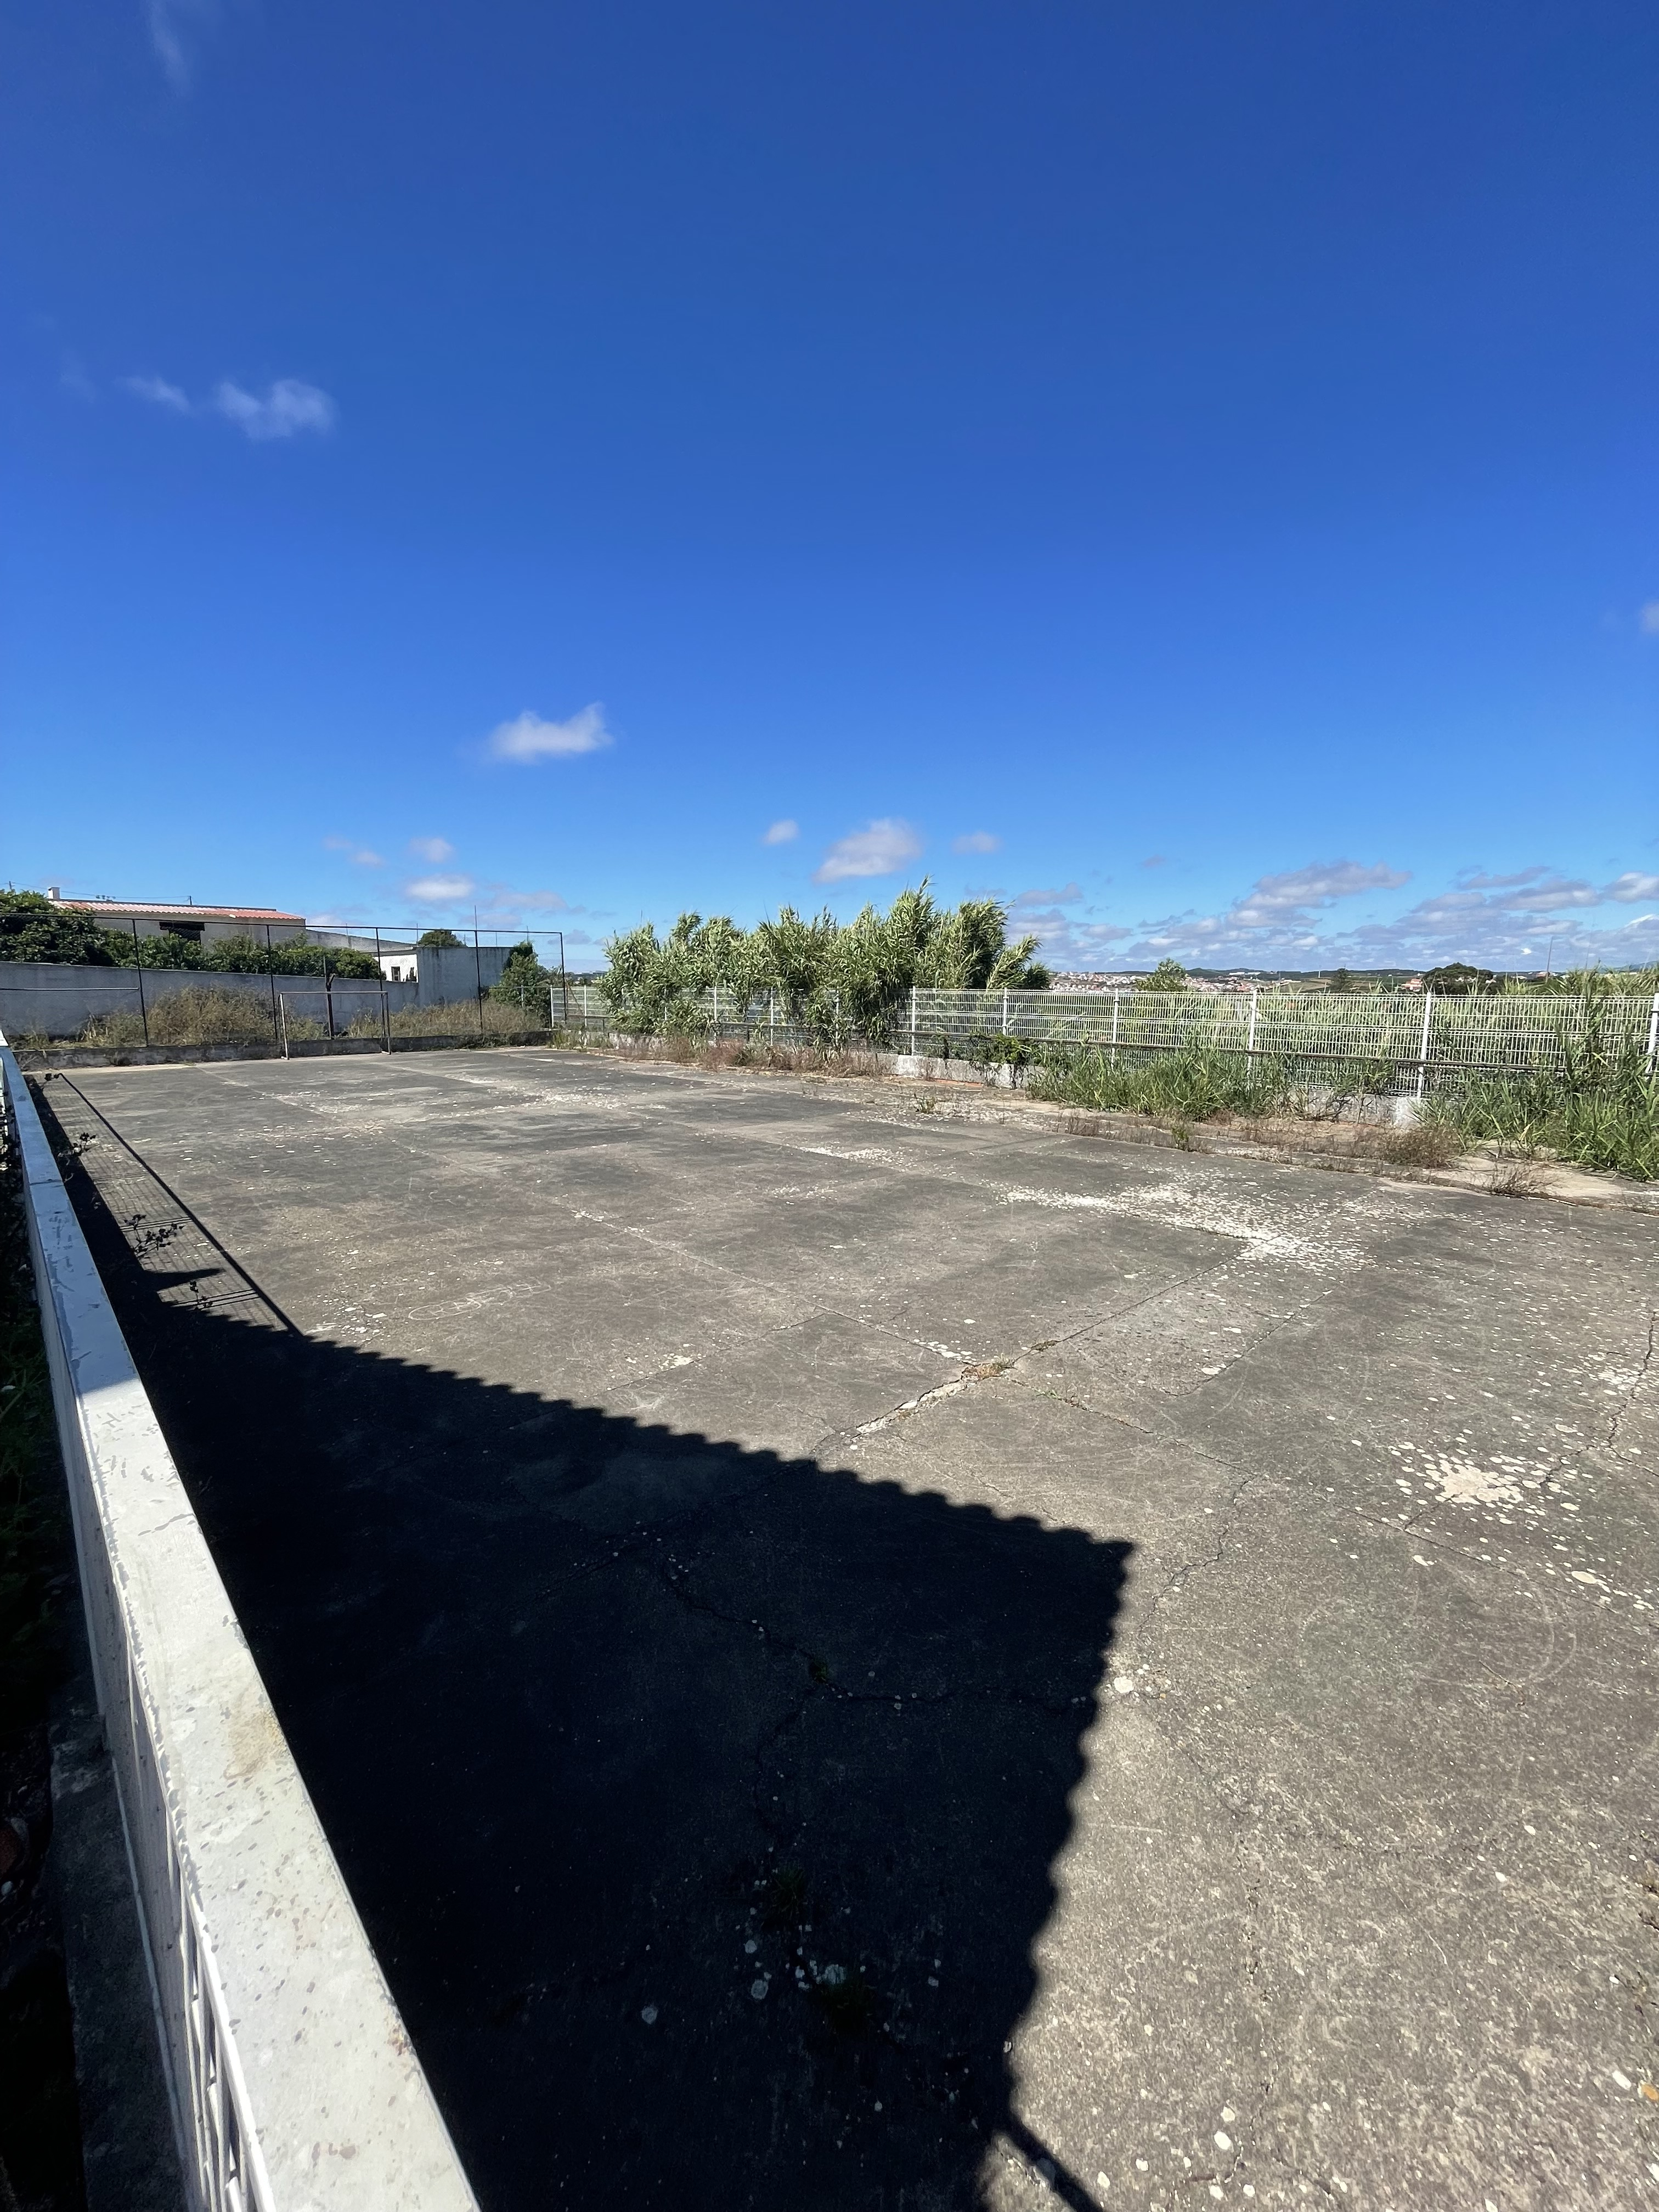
37,1047,1659,2212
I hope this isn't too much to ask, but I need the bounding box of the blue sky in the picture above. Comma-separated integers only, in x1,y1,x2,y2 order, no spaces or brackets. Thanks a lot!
4,0,1657,972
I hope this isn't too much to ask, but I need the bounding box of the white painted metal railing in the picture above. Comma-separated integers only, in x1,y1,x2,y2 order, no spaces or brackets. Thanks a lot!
0,1041,478,2212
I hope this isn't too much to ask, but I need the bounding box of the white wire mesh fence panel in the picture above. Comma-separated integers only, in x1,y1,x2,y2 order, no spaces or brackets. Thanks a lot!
909,988,1659,1087
0,1044,479,2212
580,986,1659,1091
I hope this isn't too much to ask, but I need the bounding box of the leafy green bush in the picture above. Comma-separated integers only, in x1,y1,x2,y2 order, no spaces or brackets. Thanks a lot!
602,884,1049,1041
102,932,382,978
0,891,122,965
489,939,554,1017
1422,995,1659,1181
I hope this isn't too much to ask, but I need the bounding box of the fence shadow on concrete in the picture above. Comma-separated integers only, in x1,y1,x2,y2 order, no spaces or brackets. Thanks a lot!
54,1120,1129,2212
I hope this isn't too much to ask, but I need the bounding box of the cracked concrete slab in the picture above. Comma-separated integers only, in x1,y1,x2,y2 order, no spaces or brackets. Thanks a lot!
32,1049,1659,2212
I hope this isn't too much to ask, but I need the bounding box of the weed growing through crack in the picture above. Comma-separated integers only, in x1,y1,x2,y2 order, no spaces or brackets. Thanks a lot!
763,1864,810,1929
813,1965,878,2036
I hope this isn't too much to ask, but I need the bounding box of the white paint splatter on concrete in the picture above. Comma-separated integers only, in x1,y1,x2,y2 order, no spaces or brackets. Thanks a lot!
998,1180,1361,1273
1425,1457,1525,1508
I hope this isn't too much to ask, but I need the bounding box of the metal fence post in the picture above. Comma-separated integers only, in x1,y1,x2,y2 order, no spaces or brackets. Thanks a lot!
1415,990,1434,1099
1001,988,1009,1037
1246,989,1257,1059
1647,990,1659,1073
1110,990,1120,1066
264,923,279,1045
909,985,917,1058
131,921,150,1048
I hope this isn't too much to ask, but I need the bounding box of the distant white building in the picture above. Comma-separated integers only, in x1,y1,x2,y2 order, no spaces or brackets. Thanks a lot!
46,890,307,948
376,943,511,1002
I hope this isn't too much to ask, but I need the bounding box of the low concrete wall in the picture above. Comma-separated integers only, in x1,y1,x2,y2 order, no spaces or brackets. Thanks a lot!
0,962,418,1040
1,1039,478,2211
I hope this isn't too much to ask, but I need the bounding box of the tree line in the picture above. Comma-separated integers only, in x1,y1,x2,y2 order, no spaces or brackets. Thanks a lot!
0,894,484,980
600,888,1051,1039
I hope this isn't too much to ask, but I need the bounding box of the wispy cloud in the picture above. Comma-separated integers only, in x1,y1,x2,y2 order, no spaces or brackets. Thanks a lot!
814,819,923,884
952,831,1000,855
146,0,221,91
1026,919,1133,967
1141,854,1168,868
408,836,455,864
123,374,192,413
1229,860,1409,922
1063,855,1659,973
60,352,97,402
120,370,336,439
762,819,799,845
1640,601,1659,636
323,836,384,868
1012,883,1082,909
475,885,572,922
405,873,476,904
214,379,336,441
487,704,612,764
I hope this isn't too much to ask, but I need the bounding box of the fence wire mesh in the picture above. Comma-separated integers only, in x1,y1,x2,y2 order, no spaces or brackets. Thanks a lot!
590,986,1659,1093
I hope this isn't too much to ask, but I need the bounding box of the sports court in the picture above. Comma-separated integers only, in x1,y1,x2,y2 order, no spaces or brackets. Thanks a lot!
40,1048,1659,2211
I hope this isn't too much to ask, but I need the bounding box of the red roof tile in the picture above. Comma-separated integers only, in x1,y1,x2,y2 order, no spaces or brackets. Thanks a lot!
56,899,306,923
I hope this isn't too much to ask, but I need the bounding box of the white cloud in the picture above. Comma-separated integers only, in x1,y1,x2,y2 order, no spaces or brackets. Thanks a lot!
1640,601,1659,636
1026,919,1132,968
952,831,1001,855
814,818,923,884
763,819,799,845
146,0,218,91
123,374,191,413
405,873,476,904
323,837,383,868
408,836,455,864
487,704,612,763
213,378,336,441
1229,860,1409,921
1606,872,1659,902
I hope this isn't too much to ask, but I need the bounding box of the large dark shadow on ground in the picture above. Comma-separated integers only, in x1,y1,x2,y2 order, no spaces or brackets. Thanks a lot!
52,1101,1127,2212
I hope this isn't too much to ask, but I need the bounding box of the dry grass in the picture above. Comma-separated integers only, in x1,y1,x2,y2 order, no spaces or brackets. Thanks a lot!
610,1034,888,1079
80,987,285,1047
370,1000,550,1040
1487,1158,1549,1198
1378,1122,1460,1171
